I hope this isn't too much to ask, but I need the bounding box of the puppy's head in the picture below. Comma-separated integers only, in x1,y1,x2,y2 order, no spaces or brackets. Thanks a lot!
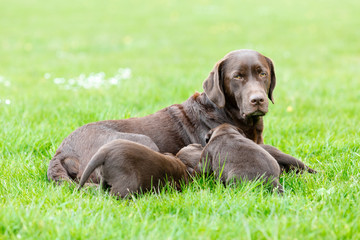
205,123,245,144
176,144,203,174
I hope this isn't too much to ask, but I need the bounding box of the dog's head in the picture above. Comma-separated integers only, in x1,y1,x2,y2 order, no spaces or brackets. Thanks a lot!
176,144,203,175
203,49,276,120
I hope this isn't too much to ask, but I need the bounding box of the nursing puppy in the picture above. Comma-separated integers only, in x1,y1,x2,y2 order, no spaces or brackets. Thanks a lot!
175,143,203,175
201,124,283,192
61,132,159,183
175,143,316,176
78,139,192,198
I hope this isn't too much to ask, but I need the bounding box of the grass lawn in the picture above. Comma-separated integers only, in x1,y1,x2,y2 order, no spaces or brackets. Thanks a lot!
1,0,360,239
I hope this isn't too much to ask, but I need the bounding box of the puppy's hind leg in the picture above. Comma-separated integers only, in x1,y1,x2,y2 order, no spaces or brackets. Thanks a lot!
62,157,80,181
47,156,79,184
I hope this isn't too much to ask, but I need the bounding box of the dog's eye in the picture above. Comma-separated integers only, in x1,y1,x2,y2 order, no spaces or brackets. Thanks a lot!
234,75,244,80
259,72,267,77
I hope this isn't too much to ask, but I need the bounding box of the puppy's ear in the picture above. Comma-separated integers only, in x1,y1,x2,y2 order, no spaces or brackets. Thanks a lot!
203,60,226,108
163,153,175,157
205,129,214,144
226,124,245,136
235,126,245,136
265,57,276,104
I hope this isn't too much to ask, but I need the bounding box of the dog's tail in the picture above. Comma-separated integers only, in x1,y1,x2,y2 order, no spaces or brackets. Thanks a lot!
78,149,107,190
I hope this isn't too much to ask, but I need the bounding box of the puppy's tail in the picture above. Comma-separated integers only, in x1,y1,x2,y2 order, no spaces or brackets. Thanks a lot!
78,149,107,190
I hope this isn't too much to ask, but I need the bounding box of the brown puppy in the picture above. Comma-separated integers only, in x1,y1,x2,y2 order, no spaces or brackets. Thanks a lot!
201,124,283,192
175,144,316,176
78,139,190,198
56,132,160,183
175,144,203,175
48,49,277,184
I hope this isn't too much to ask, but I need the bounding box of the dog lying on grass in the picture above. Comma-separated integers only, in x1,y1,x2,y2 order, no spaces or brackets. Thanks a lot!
48,49,277,184
78,139,195,198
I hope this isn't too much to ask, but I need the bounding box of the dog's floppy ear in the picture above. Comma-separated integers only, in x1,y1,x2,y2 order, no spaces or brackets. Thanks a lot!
203,60,226,108
265,57,276,104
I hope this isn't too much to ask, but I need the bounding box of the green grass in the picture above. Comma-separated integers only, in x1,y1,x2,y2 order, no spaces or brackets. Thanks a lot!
1,0,360,239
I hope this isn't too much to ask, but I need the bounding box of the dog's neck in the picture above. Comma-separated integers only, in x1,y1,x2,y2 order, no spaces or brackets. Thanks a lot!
188,92,264,144
193,92,259,126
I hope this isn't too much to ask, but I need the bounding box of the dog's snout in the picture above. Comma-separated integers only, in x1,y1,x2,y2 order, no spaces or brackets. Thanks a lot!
249,94,265,105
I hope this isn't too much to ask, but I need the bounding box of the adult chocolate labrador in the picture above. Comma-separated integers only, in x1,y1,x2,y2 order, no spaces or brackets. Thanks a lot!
47,49,276,183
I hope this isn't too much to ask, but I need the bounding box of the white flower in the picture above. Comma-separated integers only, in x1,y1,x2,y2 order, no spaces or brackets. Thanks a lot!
68,78,76,85
51,67,131,90
0,76,11,87
109,77,119,85
54,78,65,84
44,73,51,79
118,68,131,79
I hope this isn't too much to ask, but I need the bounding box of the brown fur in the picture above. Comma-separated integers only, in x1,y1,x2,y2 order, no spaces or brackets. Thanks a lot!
78,139,189,198
174,144,317,177
201,124,283,193
176,144,203,175
259,144,317,174
48,49,276,184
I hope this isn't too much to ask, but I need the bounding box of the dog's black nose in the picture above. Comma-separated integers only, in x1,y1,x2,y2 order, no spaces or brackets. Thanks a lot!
250,94,265,105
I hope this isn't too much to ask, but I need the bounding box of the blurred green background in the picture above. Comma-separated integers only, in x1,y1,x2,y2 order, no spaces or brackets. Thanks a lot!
1,0,360,239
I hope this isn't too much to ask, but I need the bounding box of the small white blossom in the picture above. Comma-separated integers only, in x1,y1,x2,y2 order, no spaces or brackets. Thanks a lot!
0,76,11,87
50,68,131,90
0,99,11,105
44,73,51,79
54,78,66,84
